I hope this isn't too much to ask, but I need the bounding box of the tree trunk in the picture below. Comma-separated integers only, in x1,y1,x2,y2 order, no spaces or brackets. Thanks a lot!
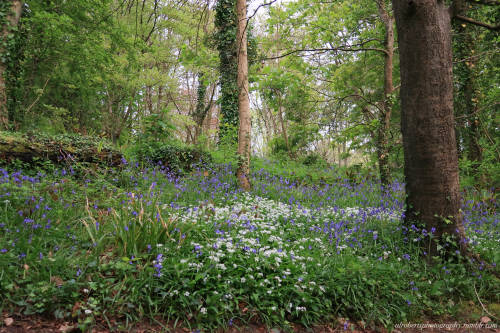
157,86,163,113
215,0,239,141
452,4,482,166
393,0,467,255
0,0,23,129
274,19,291,157
193,73,207,144
277,94,291,155
193,74,216,144
236,0,251,190
376,0,395,185
145,86,153,114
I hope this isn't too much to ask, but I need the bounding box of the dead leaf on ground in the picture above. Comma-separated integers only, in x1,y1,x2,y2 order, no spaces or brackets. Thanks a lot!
58,323,74,332
3,318,13,326
50,276,64,287
72,302,81,316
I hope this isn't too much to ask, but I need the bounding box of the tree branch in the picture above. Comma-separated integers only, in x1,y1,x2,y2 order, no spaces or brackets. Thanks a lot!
25,77,50,114
454,14,500,30
248,0,279,21
237,0,279,62
465,0,499,6
261,45,388,61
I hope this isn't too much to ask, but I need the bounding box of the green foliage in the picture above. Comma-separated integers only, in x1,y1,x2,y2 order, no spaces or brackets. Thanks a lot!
141,112,176,143
300,153,327,168
130,141,212,174
452,4,500,189
214,0,239,134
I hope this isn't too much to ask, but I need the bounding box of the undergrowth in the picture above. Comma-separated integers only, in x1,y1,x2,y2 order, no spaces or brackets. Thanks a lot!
0,155,498,332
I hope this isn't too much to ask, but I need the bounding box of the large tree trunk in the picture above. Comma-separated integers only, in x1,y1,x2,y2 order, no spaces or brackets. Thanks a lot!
0,0,23,129
236,0,251,191
393,0,467,255
376,0,395,185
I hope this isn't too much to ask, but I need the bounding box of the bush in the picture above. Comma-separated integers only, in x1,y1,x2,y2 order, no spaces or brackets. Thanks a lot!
301,153,328,168
130,142,212,174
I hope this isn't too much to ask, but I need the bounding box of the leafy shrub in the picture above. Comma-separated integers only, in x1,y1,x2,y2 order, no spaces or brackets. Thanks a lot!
300,153,328,168
130,142,212,174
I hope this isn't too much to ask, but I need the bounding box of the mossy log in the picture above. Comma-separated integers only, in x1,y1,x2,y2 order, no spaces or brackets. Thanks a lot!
0,131,123,167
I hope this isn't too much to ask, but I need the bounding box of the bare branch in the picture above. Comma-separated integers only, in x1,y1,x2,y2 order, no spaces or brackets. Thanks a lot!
261,45,388,61
26,77,51,114
248,0,279,21
144,0,159,43
237,0,279,62
465,0,499,6
454,14,500,30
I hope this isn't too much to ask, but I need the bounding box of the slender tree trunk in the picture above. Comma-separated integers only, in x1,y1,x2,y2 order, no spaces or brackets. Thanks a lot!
342,141,347,167
193,73,207,144
145,86,153,114
269,104,278,137
337,121,342,167
277,94,291,155
256,101,271,146
393,0,467,256
193,75,216,144
452,4,482,166
157,86,163,113
376,0,395,185
337,144,341,168
0,0,22,129
236,0,251,190
274,19,291,157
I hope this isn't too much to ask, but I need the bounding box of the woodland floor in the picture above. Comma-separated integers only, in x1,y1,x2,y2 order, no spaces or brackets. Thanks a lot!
2,312,499,333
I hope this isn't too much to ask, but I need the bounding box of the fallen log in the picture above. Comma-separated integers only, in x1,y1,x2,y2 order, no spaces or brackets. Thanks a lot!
0,131,123,167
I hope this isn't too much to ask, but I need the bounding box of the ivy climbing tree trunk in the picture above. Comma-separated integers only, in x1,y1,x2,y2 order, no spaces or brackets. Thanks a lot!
215,0,239,141
236,0,251,191
392,0,467,256
193,73,207,143
192,73,216,144
0,0,23,129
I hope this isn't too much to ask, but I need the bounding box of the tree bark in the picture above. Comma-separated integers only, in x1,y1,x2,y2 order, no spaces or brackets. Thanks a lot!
192,74,216,144
393,0,467,255
0,0,23,129
236,0,251,190
376,0,395,185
